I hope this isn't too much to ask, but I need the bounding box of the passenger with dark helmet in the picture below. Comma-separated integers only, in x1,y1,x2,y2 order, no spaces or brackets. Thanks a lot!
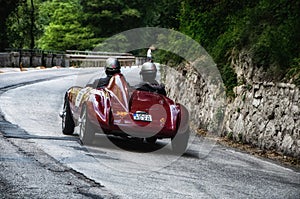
135,62,166,96
88,57,121,88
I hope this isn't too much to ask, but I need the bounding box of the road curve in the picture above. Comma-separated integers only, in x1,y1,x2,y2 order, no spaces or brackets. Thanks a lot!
0,68,299,199
0,67,115,198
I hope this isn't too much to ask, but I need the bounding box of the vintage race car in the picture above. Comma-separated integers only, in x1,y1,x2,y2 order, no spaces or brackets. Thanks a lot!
61,73,189,153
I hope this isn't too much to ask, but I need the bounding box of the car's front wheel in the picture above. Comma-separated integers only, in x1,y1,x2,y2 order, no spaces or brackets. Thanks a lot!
79,105,95,145
62,98,75,135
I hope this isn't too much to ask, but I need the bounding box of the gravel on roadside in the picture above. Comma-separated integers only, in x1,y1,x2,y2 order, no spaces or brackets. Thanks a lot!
196,129,300,170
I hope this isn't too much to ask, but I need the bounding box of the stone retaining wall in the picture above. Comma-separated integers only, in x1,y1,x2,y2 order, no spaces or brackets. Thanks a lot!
224,82,299,157
162,60,300,158
162,64,226,135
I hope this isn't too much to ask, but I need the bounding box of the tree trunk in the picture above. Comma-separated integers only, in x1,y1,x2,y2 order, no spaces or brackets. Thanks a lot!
29,0,35,67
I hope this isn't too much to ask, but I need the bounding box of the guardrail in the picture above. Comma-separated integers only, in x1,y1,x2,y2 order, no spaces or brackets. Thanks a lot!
65,50,132,56
65,50,136,67
0,49,146,68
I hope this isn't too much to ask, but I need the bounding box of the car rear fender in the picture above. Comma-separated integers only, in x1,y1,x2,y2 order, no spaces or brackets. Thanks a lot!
176,104,189,135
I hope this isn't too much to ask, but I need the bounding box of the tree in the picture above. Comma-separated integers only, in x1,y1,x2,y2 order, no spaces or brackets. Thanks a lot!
29,0,35,49
37,0,95,50
80,0,141,38
0,0,20,50
4,0,183,52
6,0,40,49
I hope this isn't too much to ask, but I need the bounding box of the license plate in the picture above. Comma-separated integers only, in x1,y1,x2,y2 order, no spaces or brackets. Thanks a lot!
133,113,152,122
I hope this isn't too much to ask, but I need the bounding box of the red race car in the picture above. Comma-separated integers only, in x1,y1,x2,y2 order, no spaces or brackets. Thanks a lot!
61,73,190,153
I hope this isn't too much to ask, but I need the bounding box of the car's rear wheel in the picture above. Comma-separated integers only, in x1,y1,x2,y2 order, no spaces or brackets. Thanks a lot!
79,105,95,145
171,128,190,154
62,98,75,135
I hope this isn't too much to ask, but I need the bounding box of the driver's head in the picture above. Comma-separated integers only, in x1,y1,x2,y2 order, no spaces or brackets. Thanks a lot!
140,62,157,82
105,57,121,76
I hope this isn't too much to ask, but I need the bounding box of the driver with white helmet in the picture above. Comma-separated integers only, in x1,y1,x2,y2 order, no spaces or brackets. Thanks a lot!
135,62,166,96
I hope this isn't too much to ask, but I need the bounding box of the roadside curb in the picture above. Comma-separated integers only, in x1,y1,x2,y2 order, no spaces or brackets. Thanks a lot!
0,66,62,74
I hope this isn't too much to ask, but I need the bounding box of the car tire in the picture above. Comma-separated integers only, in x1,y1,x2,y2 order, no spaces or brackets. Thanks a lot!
171,128,190,154
79,105,95,145
145,137,157,144
62,98,75,135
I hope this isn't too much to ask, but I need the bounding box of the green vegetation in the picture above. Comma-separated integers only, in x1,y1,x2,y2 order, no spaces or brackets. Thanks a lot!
0,0,20,49
5,0,38,49
226,131,233,140
37,0,96,50
179,0,300,88
1,0,299,89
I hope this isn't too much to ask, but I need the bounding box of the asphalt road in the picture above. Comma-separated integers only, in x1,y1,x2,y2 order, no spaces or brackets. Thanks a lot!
0,67,299,199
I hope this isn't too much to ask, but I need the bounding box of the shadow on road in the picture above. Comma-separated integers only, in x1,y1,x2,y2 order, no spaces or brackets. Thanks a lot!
77,134,199,159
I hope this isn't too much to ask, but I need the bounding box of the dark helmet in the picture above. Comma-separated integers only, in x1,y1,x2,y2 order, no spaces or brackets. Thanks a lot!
105,57,121,75
140,62,157,81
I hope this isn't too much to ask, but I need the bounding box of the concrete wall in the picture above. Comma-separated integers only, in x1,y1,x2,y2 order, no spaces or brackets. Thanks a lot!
0,52,64,67
0,53,11,67
0,51,141,68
